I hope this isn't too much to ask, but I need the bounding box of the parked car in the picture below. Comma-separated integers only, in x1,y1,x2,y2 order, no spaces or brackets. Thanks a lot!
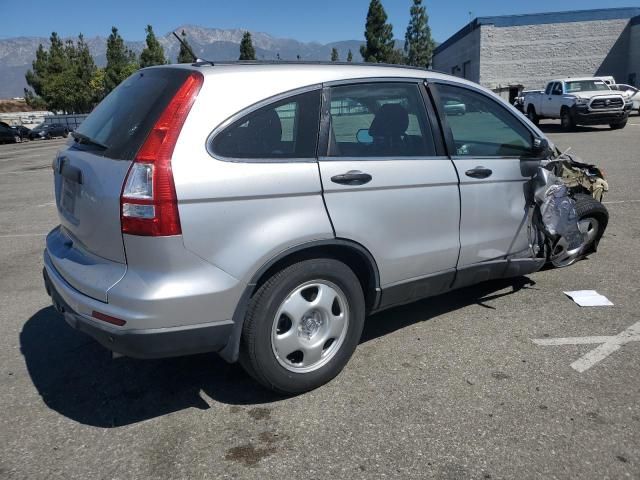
0,123,21,144
28,123,69,140
12,125,31,141
43,63,609,394
611,84,640,115
596,75,616,87
513,90,543,113
524,77,632,130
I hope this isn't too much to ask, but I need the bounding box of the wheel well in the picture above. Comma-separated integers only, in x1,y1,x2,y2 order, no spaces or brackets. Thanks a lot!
252,243,379,312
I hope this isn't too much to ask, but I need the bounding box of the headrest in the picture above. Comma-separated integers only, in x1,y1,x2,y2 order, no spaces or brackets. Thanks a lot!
369,103,409,137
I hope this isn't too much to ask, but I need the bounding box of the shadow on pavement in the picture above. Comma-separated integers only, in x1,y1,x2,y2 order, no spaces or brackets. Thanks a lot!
21,277,535,428
361,276,536,343
537,123,607,134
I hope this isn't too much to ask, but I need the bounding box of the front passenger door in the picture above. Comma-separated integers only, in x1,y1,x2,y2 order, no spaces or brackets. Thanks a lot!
432,82,540,286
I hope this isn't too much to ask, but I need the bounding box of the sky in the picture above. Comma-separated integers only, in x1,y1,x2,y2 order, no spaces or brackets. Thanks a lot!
0,0,638,43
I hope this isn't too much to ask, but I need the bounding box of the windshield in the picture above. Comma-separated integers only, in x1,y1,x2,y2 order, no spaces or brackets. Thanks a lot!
565,80,610,93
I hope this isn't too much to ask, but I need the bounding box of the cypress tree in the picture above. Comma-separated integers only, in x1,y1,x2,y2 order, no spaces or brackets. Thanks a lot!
140,25,167,67
71,34,98,112
347,49,353,62
177,30,195,63
404,0,435,68
105,27,138,95
331,47,339,62
239,31,256,60
360,0,395,63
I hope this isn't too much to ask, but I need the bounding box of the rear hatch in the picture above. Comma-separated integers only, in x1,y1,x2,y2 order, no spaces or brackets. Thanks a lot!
50,68,194,297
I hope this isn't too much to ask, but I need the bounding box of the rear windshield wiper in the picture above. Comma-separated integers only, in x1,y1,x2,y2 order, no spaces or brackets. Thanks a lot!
71,131,108,150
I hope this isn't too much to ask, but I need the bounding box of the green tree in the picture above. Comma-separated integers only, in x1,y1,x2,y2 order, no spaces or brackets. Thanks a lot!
239,31,256,60
24,32,98,113
105,27,138,94
177,30,195,63
331,47,339,61
360,0,395,63
69,34,98,112
139,25,167,67
24,43,49,108
404,0,435,68
387,48,406,65
347,49,353,62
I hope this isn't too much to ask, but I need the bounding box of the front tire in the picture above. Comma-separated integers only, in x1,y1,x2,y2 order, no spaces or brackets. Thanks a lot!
610,119,627,130
551,194,608,268
239,258,365,395
560,107,575,131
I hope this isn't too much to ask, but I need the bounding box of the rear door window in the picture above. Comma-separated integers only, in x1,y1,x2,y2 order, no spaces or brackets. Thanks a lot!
210,90,321,160
327,82,435,157
75,68,192,160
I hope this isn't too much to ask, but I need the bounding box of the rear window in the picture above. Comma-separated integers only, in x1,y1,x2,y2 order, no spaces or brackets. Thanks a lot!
75,68,191,160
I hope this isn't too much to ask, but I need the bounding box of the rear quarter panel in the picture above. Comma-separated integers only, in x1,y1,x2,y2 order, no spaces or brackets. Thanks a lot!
171,73,334,285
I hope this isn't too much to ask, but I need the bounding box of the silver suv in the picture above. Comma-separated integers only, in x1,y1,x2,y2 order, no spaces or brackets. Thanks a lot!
43,63,606,394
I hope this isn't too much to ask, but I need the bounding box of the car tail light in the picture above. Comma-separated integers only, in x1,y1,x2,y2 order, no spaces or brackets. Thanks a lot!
121,72,204,236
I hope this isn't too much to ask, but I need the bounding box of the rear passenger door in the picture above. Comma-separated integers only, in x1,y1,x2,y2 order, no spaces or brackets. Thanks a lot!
431,82,540,287
318,80,461,308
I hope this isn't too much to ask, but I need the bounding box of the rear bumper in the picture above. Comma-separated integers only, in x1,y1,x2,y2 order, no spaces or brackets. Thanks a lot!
571,105,630,125
43,256,235,359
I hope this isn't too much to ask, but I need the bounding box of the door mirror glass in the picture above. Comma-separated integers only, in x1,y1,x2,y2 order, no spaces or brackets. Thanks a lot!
532,137,551,158
356,128,373,144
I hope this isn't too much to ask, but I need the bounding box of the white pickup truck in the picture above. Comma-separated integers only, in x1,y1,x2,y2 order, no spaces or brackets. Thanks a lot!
524,77,632,130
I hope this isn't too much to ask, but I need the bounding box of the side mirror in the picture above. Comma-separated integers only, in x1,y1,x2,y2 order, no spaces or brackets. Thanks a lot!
356,128,373,144
532,137,551,158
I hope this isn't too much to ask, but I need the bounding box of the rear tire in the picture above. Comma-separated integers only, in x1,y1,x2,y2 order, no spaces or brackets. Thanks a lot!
527,106,539,126
610,119,627,130
239,258,366,395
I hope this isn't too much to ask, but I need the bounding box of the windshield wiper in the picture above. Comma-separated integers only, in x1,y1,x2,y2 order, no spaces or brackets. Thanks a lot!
71,131,108,150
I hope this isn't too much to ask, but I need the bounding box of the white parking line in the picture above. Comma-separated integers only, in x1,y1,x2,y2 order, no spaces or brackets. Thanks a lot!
602,200,640,205
532,321,640,372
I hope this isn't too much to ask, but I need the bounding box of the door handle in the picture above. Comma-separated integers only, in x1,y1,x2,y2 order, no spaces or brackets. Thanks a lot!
331,170,372,186
465,166,493,179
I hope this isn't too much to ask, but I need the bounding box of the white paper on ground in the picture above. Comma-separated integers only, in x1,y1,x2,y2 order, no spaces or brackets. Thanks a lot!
563,290,614,307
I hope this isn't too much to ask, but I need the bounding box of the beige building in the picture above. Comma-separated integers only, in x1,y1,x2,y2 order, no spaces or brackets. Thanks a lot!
433,8,640,102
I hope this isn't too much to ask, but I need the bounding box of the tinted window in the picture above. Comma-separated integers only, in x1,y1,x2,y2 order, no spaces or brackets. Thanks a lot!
437,84,534,157
327,83,435,157
552,83,563,95
211,90,321,159
76,68,192,160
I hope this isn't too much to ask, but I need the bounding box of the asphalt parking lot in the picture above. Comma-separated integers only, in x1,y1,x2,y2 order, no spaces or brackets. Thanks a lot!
1,120,639,479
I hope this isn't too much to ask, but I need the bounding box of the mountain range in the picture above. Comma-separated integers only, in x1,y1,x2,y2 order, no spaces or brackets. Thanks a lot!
0,25,370,98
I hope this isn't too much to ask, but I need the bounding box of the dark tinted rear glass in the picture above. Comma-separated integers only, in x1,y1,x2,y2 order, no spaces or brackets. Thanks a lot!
210,90,321,160
75,68,190,160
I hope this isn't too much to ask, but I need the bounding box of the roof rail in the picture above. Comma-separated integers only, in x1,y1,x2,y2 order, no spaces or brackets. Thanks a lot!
189,59,438,73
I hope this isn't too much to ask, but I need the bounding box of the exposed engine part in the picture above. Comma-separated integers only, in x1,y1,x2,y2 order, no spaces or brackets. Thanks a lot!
544,149,609,201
